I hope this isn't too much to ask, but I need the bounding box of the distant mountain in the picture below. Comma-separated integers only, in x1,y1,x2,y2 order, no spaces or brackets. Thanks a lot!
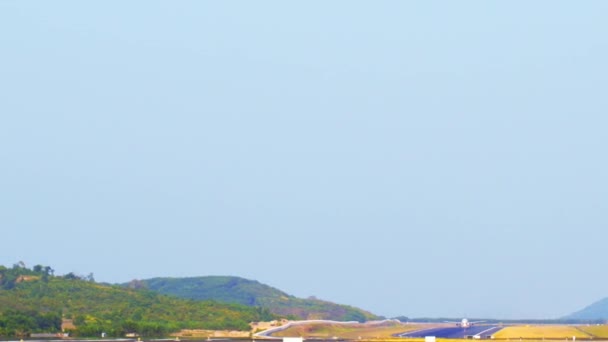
134,276,380,322
564,298,608,321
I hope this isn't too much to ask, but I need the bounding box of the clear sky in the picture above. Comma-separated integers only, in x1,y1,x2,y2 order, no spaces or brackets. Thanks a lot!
1,1,607,320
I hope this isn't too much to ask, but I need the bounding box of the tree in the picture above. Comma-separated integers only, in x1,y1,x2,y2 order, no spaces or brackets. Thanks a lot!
44,266,54,275
12,261,26,270
63,272,80,280
74,315,86,327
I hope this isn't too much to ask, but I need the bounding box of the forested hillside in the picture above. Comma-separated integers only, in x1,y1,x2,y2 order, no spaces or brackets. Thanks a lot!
0,265,275,337
136,276,379,322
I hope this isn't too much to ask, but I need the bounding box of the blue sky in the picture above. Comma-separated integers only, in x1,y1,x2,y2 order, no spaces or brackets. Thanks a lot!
1,1,607,319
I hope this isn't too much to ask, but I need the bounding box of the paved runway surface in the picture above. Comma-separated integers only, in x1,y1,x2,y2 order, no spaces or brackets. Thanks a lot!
399,325,503,339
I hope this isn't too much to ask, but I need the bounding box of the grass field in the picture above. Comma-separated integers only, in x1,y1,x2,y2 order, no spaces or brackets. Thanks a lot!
271,322,424,339
493,326,591,339
576,325,608,338
271,323,608,341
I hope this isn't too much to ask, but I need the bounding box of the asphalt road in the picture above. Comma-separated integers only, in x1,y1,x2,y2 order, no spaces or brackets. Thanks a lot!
399,325,503,339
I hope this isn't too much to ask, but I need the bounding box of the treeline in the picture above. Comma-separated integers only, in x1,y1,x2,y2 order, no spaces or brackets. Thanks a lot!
0,310,61,337
71,320,180,338
0,263,277,338
0,263,53,289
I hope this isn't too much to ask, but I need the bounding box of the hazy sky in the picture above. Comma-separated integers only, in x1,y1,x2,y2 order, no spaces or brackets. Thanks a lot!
1,1,607,320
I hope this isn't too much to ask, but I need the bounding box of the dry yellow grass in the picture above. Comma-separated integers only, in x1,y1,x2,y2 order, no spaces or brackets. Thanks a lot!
576,325,608,338
308,337,465,342
272,323,606,341
272,322,425,339
358,340,586,342
493,326,591,339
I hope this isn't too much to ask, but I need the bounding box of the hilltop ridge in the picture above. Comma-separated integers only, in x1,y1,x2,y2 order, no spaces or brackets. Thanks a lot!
134,276,380,322
563,297,608,321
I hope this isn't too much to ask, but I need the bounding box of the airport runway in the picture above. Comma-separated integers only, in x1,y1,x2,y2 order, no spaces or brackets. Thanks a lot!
399,325,503,339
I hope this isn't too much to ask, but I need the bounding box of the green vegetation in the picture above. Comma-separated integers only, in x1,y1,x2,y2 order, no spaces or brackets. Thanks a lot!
136,276,380,322
0,264,276,338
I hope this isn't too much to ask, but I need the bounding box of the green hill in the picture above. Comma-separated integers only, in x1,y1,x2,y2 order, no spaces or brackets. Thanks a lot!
136,276,380,322
0,265,275,337
563,298,608,321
